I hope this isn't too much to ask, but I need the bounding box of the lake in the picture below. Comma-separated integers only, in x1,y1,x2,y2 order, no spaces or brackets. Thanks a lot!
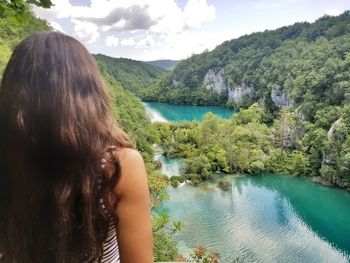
147,102,350,262
142,101,235,122
159,175,350,262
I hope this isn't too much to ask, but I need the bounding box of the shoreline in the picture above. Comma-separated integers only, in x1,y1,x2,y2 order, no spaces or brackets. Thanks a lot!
168,171,350,193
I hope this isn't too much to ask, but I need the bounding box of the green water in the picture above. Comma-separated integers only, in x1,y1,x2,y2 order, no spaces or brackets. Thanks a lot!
142,101,235,121
158,174,350,263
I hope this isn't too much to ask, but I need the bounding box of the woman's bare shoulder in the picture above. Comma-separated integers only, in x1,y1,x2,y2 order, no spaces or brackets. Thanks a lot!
114,147,144,164
113,147,148,197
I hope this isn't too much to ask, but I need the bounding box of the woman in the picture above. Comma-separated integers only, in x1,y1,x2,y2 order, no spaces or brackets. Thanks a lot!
0,32,153,262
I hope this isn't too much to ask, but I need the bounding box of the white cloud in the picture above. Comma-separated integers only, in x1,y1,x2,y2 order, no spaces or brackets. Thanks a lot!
139,30,239,61
105,35,119,47
33,0,216,46
325,9,342,16
49,21,66,33
121,38,137,46
73,20,99,44
32,0,71,19
137,35,155,48
184,0,216,28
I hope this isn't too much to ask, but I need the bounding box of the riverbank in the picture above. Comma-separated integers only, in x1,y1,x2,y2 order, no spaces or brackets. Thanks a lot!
153,143,350,193
171,172,350,193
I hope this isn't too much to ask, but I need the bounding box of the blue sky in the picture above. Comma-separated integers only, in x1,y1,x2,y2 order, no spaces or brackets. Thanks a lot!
33,0,350,61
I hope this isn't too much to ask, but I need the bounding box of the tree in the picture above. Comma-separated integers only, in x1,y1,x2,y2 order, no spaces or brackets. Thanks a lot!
0,0,53,13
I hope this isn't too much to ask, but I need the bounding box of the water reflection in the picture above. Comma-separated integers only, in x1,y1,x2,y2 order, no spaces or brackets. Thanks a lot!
159,175,350,262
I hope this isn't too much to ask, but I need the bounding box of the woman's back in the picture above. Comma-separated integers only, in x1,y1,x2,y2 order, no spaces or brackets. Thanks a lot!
0,32,153,262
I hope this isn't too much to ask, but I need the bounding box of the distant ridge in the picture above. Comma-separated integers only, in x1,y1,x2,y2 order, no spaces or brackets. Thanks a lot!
144,60,179,70
94,54,165,97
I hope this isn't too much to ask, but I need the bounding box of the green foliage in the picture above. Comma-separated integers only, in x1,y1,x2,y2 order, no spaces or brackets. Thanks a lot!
157,103,350,187
1,0,53,12
157,104,273,179
0,1,50,77
152,11,350,123
152,230,178,261
183,155,212,180
217,180,231,191
152,212,183,261
95,54,165,98
169,176,182,187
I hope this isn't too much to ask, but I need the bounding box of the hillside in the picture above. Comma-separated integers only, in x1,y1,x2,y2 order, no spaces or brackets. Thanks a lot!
94,54,166,98
144,59,179,70
147,11,350,120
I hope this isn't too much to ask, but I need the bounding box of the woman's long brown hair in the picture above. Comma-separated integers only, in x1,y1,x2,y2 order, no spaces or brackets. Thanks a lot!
0,32,134,262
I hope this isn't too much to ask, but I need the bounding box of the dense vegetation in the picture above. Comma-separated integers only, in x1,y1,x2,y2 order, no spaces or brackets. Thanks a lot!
94,54,165,98
144,12,350,189
146,12,350,114
0,0,51,75
156,103,350,189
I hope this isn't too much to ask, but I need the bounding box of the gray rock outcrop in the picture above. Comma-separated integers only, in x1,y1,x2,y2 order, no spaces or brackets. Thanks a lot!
327,118,343,141
203,69,228,95
172,79,181,86
202,68,253,104
271,84,291,108
228,85,253,104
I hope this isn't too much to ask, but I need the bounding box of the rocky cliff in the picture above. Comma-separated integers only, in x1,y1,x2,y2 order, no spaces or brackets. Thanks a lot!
201,68,293,108
271,84,292,108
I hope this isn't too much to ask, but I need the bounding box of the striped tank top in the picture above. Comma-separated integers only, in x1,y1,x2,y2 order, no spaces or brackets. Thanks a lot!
93,173,120,263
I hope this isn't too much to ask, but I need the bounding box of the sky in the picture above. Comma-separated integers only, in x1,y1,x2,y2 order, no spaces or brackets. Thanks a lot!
33,0,350,61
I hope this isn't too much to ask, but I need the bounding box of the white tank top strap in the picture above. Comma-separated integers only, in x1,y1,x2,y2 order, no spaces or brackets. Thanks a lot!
96,172,120,263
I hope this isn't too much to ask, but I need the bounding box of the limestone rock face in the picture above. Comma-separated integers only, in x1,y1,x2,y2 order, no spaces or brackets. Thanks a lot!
271,84,291,108
228,85,253,104
323,118,344,166
172,79,181,86
327,118,343,141
203,69,228,95
322,118,350,188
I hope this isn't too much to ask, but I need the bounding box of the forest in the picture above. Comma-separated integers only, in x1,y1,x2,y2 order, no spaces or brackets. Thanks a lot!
156,104,350,189
146,11,350,113
94,54,165,98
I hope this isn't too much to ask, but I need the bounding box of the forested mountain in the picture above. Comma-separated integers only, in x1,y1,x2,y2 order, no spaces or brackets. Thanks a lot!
144,59,179,70
94,54,165,98
147,11,350,118
148,12,350,189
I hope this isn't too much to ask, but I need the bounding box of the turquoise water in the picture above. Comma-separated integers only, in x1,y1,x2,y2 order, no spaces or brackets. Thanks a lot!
153,153,184,177
152,144,184,177
158,174,350,263
143,101,235,121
